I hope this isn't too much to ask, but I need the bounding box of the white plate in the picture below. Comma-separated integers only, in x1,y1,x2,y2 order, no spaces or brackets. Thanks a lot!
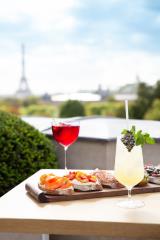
149,176,160,185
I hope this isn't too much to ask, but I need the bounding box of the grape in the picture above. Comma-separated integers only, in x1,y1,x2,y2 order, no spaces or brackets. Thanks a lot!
121,131,135,152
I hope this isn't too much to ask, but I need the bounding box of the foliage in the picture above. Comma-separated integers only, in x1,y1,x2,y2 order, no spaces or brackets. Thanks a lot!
153,80,160,99
130,83,154,119
0,97,58,117
0,100,20,115
144,99,160,120
20,96,41,107
0,111,58,196
59,100,85,117
137,82,154,100
83,80,160,120
85,102,106,116
1,80,160,120
129,98,149,119
20,104,57,117
122,125,155,147
85,101,125,117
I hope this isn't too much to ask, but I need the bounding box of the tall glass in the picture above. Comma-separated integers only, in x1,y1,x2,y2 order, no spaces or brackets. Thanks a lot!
52,119,80,170
114,137,144,208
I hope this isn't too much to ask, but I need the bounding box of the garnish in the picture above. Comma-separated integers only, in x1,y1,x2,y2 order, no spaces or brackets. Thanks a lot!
121,125,155,152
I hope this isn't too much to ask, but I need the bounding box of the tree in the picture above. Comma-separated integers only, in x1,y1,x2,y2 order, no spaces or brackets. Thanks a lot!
130,82,154,119
59,100,85,117
144,99,160,120
137,82,153,100
153,80,160,99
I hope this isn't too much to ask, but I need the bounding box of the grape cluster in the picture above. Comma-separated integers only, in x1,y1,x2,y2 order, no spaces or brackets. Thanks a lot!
121,131,135,152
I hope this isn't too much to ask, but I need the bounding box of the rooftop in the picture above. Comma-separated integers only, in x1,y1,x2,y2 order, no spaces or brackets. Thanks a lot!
51,92,101,102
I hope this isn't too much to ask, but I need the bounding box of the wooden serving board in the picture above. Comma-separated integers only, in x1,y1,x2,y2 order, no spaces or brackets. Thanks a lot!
25,182,160,203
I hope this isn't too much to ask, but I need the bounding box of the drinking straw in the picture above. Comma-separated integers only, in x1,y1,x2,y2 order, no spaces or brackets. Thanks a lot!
125,99,129,130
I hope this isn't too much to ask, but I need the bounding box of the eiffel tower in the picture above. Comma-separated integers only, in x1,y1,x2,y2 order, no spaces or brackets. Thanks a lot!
16,44,32,98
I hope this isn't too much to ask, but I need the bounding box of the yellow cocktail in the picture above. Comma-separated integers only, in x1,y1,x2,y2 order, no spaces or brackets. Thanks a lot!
114,137,144,208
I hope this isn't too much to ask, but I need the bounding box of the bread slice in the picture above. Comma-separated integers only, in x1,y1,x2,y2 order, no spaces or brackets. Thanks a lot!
38,183,74,195
93,169,124,189
39,173,74,195
72,179,103,191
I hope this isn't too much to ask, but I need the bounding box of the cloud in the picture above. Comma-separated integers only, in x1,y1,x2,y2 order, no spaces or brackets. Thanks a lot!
18,46,160,95
130,33,147,45
0,0,160,96
1,40,160,96
0,0,79,32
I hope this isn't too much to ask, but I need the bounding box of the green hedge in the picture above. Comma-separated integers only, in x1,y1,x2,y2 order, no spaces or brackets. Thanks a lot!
59,100,85,117
0,111,58,196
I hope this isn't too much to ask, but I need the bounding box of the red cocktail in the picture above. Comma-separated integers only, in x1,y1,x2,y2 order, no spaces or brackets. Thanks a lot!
52,125,79,147
52,120,80,170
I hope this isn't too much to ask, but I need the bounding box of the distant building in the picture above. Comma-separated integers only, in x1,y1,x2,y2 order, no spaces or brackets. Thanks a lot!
41,93,52,102
114,82,138,101
95,84,110,100
51,92,101,102
15,44,32,98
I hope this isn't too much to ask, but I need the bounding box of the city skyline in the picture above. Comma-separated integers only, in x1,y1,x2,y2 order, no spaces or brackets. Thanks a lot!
1,0,160,95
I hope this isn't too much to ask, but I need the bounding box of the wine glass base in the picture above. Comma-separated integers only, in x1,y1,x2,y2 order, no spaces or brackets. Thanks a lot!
117,199,145,209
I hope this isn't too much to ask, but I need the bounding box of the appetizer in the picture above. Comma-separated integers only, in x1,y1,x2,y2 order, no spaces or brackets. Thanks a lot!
66,171,103,191
93,169,149,188
145,164,160,177
39,173,74,195
93,169,124,189
145,164,160,184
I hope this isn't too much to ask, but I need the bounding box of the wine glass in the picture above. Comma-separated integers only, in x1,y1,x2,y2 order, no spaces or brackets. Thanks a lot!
114,136,145,208
52,119,80,170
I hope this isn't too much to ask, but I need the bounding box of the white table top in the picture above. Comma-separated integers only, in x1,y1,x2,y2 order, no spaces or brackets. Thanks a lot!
0,169,160,238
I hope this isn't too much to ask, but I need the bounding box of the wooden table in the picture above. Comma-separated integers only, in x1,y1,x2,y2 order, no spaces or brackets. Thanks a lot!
0,169,160,239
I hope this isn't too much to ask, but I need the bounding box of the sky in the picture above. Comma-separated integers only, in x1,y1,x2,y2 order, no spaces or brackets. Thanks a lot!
1,0,160,95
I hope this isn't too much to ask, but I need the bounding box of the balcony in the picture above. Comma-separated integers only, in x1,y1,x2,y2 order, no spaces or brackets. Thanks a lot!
22,116,160,169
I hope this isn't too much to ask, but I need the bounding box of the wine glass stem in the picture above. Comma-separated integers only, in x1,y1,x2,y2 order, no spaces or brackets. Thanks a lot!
64,146,68,170
127,187,132,201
